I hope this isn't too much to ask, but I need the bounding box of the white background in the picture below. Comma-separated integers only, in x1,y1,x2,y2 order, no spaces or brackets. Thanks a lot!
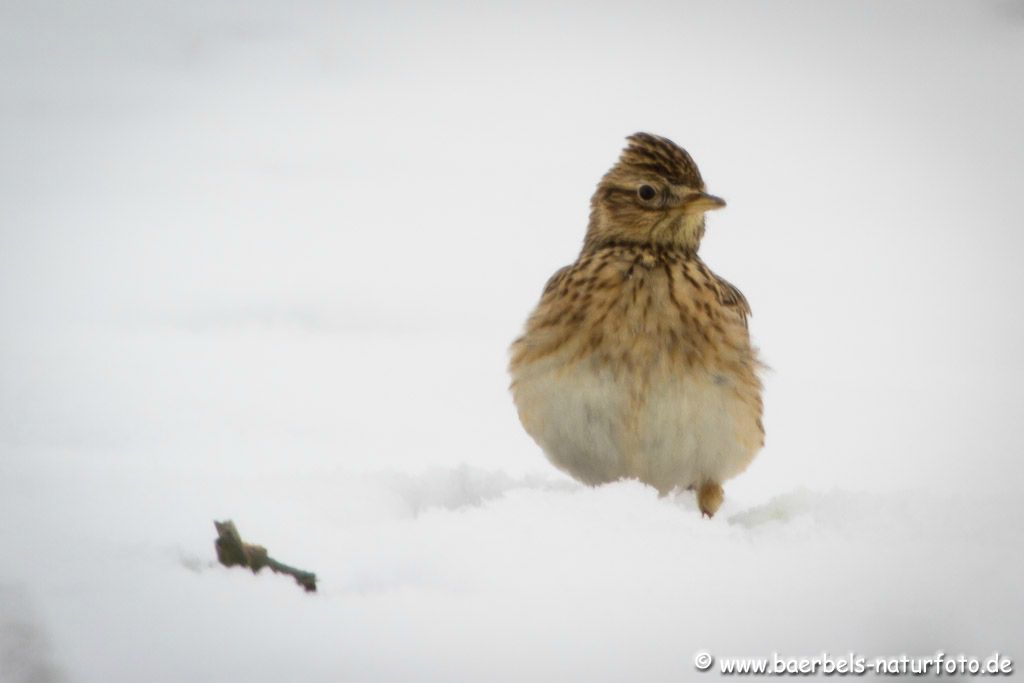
2,1,1022,680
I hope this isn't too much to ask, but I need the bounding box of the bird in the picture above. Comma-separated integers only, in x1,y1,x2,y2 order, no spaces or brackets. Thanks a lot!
508,132,764,518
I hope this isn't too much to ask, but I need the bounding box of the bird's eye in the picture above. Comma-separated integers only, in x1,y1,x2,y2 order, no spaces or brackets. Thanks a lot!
638,185,657,201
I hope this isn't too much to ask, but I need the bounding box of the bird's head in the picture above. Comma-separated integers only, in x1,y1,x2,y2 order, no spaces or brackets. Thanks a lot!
583,132,725,254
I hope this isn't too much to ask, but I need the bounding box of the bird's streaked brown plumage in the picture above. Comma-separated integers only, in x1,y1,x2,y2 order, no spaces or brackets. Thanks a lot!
509,133,764,517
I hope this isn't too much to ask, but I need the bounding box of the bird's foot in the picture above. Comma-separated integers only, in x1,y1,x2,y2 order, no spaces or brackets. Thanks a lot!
697,482,723,518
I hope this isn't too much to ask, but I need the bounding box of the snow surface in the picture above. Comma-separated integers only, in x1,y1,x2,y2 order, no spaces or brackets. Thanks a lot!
2,1,1023,681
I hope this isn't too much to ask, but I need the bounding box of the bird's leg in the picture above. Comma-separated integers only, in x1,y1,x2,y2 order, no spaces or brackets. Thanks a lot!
697,482,723,518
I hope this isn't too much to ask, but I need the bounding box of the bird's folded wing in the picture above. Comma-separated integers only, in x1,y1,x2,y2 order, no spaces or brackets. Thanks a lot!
712,274,751,328
541,265,572,296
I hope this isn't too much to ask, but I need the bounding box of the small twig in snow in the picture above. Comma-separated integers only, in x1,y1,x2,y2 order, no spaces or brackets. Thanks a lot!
213,520,317,593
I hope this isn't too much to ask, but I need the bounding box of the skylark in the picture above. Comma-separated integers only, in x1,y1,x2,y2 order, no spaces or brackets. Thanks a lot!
509,133,764,517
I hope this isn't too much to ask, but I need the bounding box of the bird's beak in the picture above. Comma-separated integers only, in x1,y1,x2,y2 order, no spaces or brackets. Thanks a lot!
682,192,727,213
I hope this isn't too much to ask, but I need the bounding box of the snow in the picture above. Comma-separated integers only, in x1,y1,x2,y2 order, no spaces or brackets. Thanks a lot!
2,1,1023,680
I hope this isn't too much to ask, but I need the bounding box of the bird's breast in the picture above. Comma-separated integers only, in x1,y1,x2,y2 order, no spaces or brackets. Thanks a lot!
508,247,763,491
563,258,742,373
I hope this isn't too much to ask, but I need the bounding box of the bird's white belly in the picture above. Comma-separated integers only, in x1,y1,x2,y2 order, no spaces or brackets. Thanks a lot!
512,358,759,492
